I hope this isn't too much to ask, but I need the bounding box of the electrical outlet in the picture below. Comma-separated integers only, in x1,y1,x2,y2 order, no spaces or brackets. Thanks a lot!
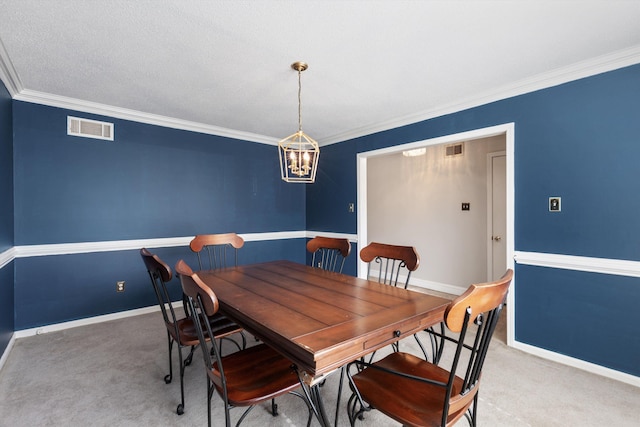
116,281,125,292
348,202,355,213
461,202,470,211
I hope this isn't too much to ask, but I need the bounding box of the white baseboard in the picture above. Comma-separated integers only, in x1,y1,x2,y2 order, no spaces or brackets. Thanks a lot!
369,269,466,296
409,277,466,296
511,340,640,388
13,304,164,339
0,333,16,372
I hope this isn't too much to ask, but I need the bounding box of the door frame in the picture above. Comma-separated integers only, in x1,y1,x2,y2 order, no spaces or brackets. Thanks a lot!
357,122,515,345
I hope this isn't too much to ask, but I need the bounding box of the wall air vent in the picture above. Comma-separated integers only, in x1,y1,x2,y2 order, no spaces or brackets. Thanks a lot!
67,116,114,141
445,142,464,157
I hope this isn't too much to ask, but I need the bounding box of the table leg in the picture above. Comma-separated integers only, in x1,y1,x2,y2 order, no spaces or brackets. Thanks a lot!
310,383,332,427
295,370,333,427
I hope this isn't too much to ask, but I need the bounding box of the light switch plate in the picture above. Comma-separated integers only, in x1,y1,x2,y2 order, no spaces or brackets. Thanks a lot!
549,197,561,212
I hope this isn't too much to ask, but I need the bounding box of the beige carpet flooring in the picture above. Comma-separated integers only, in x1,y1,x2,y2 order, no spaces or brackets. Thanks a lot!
0,307,638,426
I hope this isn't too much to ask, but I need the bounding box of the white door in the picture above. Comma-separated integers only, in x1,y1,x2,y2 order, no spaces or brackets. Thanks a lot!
488,153,507,280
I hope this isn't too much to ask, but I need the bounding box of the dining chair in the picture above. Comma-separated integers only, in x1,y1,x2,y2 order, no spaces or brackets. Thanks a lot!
346,269,513,427
359,241,420,288
306,236,351,273
190,232,245,271
140,248,245,415
189,232,249,341
360,241,444,363
175,259,313,427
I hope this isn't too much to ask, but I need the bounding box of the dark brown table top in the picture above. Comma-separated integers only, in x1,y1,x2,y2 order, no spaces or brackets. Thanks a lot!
197,260,451,383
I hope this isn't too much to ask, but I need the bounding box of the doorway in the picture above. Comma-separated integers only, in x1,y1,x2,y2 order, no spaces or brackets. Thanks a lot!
357,123,515,345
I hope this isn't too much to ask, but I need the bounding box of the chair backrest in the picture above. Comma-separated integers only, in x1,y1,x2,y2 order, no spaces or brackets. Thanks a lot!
140,248,179,328
440,269,513,424
190,233,245,270
359,242,420,288
175,260,226,390
306,236,351,273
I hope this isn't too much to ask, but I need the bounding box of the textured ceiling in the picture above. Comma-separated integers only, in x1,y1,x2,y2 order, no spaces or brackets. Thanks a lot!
1,1,639,145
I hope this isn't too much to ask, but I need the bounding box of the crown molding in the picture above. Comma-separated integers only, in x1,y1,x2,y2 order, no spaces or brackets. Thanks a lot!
12,89,279,145
3,43,640,147
320,45,640,146
0,37,22,96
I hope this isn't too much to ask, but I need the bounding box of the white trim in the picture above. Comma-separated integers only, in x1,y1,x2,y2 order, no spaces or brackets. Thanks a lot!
0,37,22,96
14,89,279,146
13,304,163,338
0,247,15,269
13,231,307,258
242,231,306,242
321,46,640,146
2,44,638,147
0,333,15,372
305,231,358,243
514,251,640,277
511,340,640,388
370,270,467,296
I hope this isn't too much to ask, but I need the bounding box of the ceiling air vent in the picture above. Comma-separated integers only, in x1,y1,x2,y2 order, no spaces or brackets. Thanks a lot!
445,142,463,157
67,116,114,141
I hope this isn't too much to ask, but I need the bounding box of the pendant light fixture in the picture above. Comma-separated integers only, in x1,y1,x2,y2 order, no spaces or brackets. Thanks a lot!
278,61,319,183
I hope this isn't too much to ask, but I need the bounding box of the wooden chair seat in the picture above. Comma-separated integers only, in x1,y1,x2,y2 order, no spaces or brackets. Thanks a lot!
170,314,243,347
176,259,313,427
210,343,301,407
346,270,514,427
351,352,467,427
140,248,245,416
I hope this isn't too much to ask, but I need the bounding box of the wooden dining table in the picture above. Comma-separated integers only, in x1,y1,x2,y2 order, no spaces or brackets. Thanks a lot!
197,260,451,426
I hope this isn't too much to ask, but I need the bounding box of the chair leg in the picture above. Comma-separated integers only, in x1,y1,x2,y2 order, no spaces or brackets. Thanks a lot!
466,393,479,427
176,344,186,415
346,364,370,426
414,333,430,361
207,378,215,427
240,331,247,349
164,333,173,384
184,345,196,366
271,398,278,416
236,405,256,426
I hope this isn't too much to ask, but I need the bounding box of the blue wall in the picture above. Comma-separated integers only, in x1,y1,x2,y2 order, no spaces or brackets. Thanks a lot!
13,102,305,244
0,78,14,354
516,265,639,376
14,239,305,329
4,63,640,377
308,64,640,376
12,102,307,329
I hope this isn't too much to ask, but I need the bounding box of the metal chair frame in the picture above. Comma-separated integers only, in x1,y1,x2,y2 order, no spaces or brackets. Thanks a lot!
141,248,244,416
346,270,513,427
177,260,314,427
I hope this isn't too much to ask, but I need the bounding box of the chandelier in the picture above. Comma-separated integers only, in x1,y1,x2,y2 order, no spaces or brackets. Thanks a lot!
278,61,319,183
